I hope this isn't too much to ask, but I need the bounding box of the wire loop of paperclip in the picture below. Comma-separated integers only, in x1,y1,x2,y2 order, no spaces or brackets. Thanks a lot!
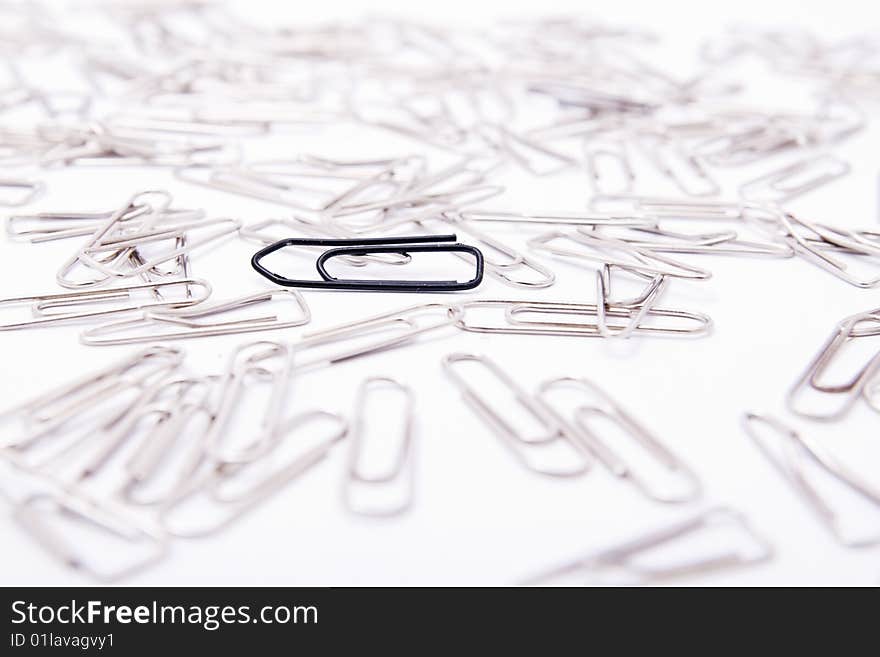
344,377,415,517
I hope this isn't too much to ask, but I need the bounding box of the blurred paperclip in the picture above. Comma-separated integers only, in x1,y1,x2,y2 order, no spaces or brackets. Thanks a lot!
638,136,721,197
528,230,713,280
55,190,240,289
296,303,462,370
584,137,635,196
442,353,590,478
344,377,416,517
740,154,851,203
13,492,168,583
159,410,348,539
521,507,773,585
742,413,880,547
0,345,184,452
204,341,294,464
0,179,45,206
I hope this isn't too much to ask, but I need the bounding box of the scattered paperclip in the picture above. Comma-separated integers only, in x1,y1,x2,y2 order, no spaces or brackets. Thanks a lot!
13,492,168,583
740,154,851,203
0,179,45,206
522,507,773,585
344,377,416,517
742,413,880,547
442,353,590,478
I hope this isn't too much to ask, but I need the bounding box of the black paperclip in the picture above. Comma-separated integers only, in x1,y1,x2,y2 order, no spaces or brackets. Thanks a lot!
250,234,484,292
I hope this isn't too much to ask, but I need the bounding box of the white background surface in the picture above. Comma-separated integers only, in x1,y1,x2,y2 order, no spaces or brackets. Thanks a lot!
1,0,880,586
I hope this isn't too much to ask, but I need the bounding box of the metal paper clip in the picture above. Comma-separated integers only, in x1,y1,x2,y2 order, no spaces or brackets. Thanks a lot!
528,230,712,280
639,137,721,197
251,234,484,292
0,346,184,451
482,124,578,176
160,410,347,538
743,413,880,547
454,299,712,337
0,279,211,331
442,353,590,477
118,378,217,506
740,154,850,203
755,211,880,288
0,179,45,206
460,209,656,229
590,195,745,220
71,217,241,283
522,507,773,585
6,205,203,244
205,341,294,464
344,377,415,517
536,377,701,503
297,303,462,369
787,309,880,421
79,289,310,345
595,265,667,338
13,492,168,582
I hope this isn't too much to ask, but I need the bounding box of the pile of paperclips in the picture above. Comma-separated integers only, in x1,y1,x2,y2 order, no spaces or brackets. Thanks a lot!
1,2,880,584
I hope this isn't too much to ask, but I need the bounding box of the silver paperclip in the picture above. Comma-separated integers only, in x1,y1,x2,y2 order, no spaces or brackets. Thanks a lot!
787,309,880,421
118,378,217,506
344,377,415,517
584,137,635,196
296,303,462,370
0,346,184,451
160,410,347,538
743,413,880,547
0,179,45,206
739,154,850,203
442,353,590,477
522,507,772,585
0,279,211,331
204,341,294,464
536,377,701,503
454,299,712,338
528,230,713,280
79,289,310,345
460,209,656,229
13,492,168,582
